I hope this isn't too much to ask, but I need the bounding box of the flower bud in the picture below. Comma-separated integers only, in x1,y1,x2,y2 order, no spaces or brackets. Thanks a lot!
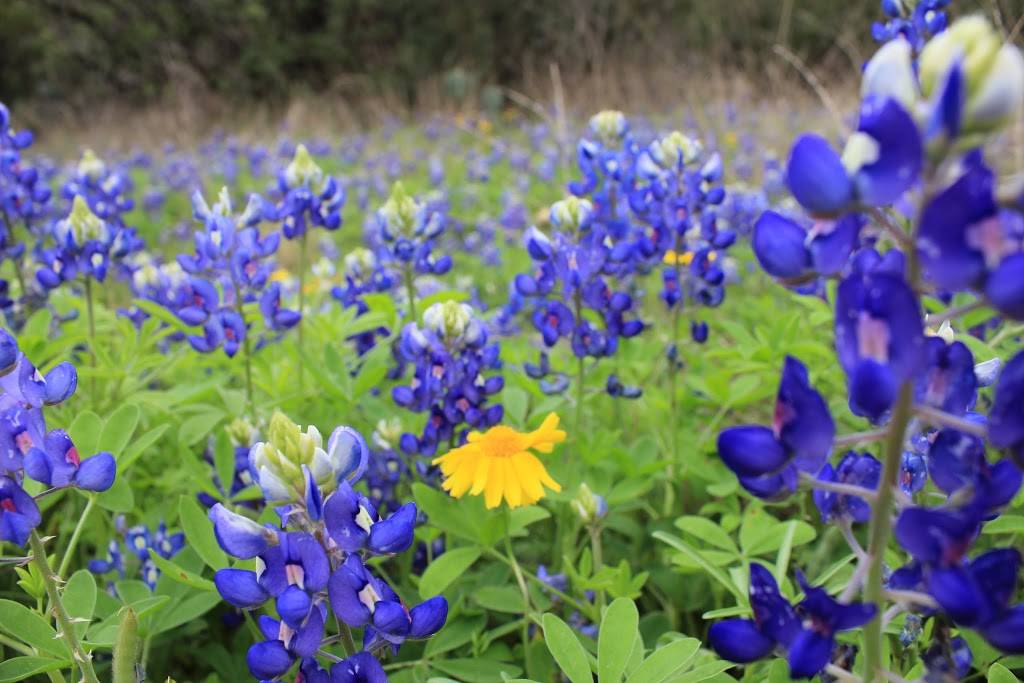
58,196,109,247
379,182,422,238
862,38,917,109
284,144,324,188
650,131,702,169
77,149,106,181
251,412,339,503
423,300,474,343
549,196,593,231
920,16,1024,133
372,418,403,450
343,247,377,280
572,483,607,523
226,417,259,447
588,110,628,145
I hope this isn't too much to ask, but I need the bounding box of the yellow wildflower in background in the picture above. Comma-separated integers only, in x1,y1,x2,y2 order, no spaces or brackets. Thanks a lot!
432,413,566,509
663,250,717,266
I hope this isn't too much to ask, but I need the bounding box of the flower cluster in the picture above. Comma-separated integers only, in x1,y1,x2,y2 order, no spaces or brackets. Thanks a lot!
208,412,447,680
711,15,1024,679
515,197,644,365
872,0,950,50
392,300,504,455
37,150,145,290
0,102,51,325
275,144,345,240
89,517,186,590
375,182,451,281
330,248,395,356
173,187,298,357
0,329,115,545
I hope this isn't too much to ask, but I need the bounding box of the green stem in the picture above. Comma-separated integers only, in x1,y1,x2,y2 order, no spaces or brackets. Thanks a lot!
84,276,97,398
862,209,923,683
483,547,594,618
403,264,418,323
297,230,309,392
29,532,101,683
0,632,33,656
339,622,357,657
237,297,255,417
588,524,606,613
57,495,96,577
503,510,533,669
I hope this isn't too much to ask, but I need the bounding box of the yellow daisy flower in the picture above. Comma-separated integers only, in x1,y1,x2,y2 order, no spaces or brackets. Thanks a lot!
432,413,566,509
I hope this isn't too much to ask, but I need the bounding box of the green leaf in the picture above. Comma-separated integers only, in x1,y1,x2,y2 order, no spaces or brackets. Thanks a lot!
178,495,228,570
211,431,235,501
653,532,744,601
424,616,486,658
0,599,70,658
97,475,135,513
146,552,215,591
178,411,225,447
119,424,170,471
503,387,529,427
626,638,700,683
773,521,798,583
99,403,140,457
418,546,481,599
981,516,1024,535
0,657,70,682
667,660,734,683
988,664,1020,683
598,598,639,683
542,613,592,683
475,586,528,614
674,516,738,553
63,569,97,638
509,506,550,535
431,659,523,682
150,591,221,635
69,411,103,456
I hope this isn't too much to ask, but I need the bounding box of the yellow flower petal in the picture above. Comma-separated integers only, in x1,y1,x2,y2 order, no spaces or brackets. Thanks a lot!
502,459,523,508
470,455,491,496
484,464,504,509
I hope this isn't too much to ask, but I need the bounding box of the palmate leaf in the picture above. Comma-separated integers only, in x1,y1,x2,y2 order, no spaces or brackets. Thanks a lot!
542,613,592,683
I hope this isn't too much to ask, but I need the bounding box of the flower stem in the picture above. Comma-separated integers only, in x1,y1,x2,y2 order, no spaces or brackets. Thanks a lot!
57,495,96,578
29,531,101,683
861,380,913,682
297,230,309,392
403,264,417,324
503,510,533,669
588,524,606,613
84,276,97,398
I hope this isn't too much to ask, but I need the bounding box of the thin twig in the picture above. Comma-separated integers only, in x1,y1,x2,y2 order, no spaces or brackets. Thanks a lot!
772,44,849,136
926,299,987,327
799,472,878,502
834,429,889,448
825,664,864,683
884,589,940,610
868,208,912,249
912,404,988,438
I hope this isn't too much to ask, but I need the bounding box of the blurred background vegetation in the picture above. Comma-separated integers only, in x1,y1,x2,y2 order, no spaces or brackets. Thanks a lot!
0,0,1014,137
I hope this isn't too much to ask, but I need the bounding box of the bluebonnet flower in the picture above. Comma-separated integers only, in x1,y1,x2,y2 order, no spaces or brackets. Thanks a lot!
523,351,570,395
0,330,115,544
988,349,1024,466
376,182,450,282
917,163,1024,320
709,563,875,678
275,144,345,240
835,267,924,422
174,187,298,357
330,248,395,355
717,356,835,499
513,197,645,399
392,301,503,455
814,451,880,523
0,102,51,325
91,519,186,590
208,413,447,680
873,0,950,51
606,374,641,399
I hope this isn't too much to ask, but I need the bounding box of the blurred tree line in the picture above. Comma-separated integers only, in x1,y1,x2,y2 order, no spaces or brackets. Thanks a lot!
0,0,1008,110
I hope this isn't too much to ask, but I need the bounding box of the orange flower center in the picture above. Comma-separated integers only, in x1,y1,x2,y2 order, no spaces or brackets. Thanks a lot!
480,426,526,457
